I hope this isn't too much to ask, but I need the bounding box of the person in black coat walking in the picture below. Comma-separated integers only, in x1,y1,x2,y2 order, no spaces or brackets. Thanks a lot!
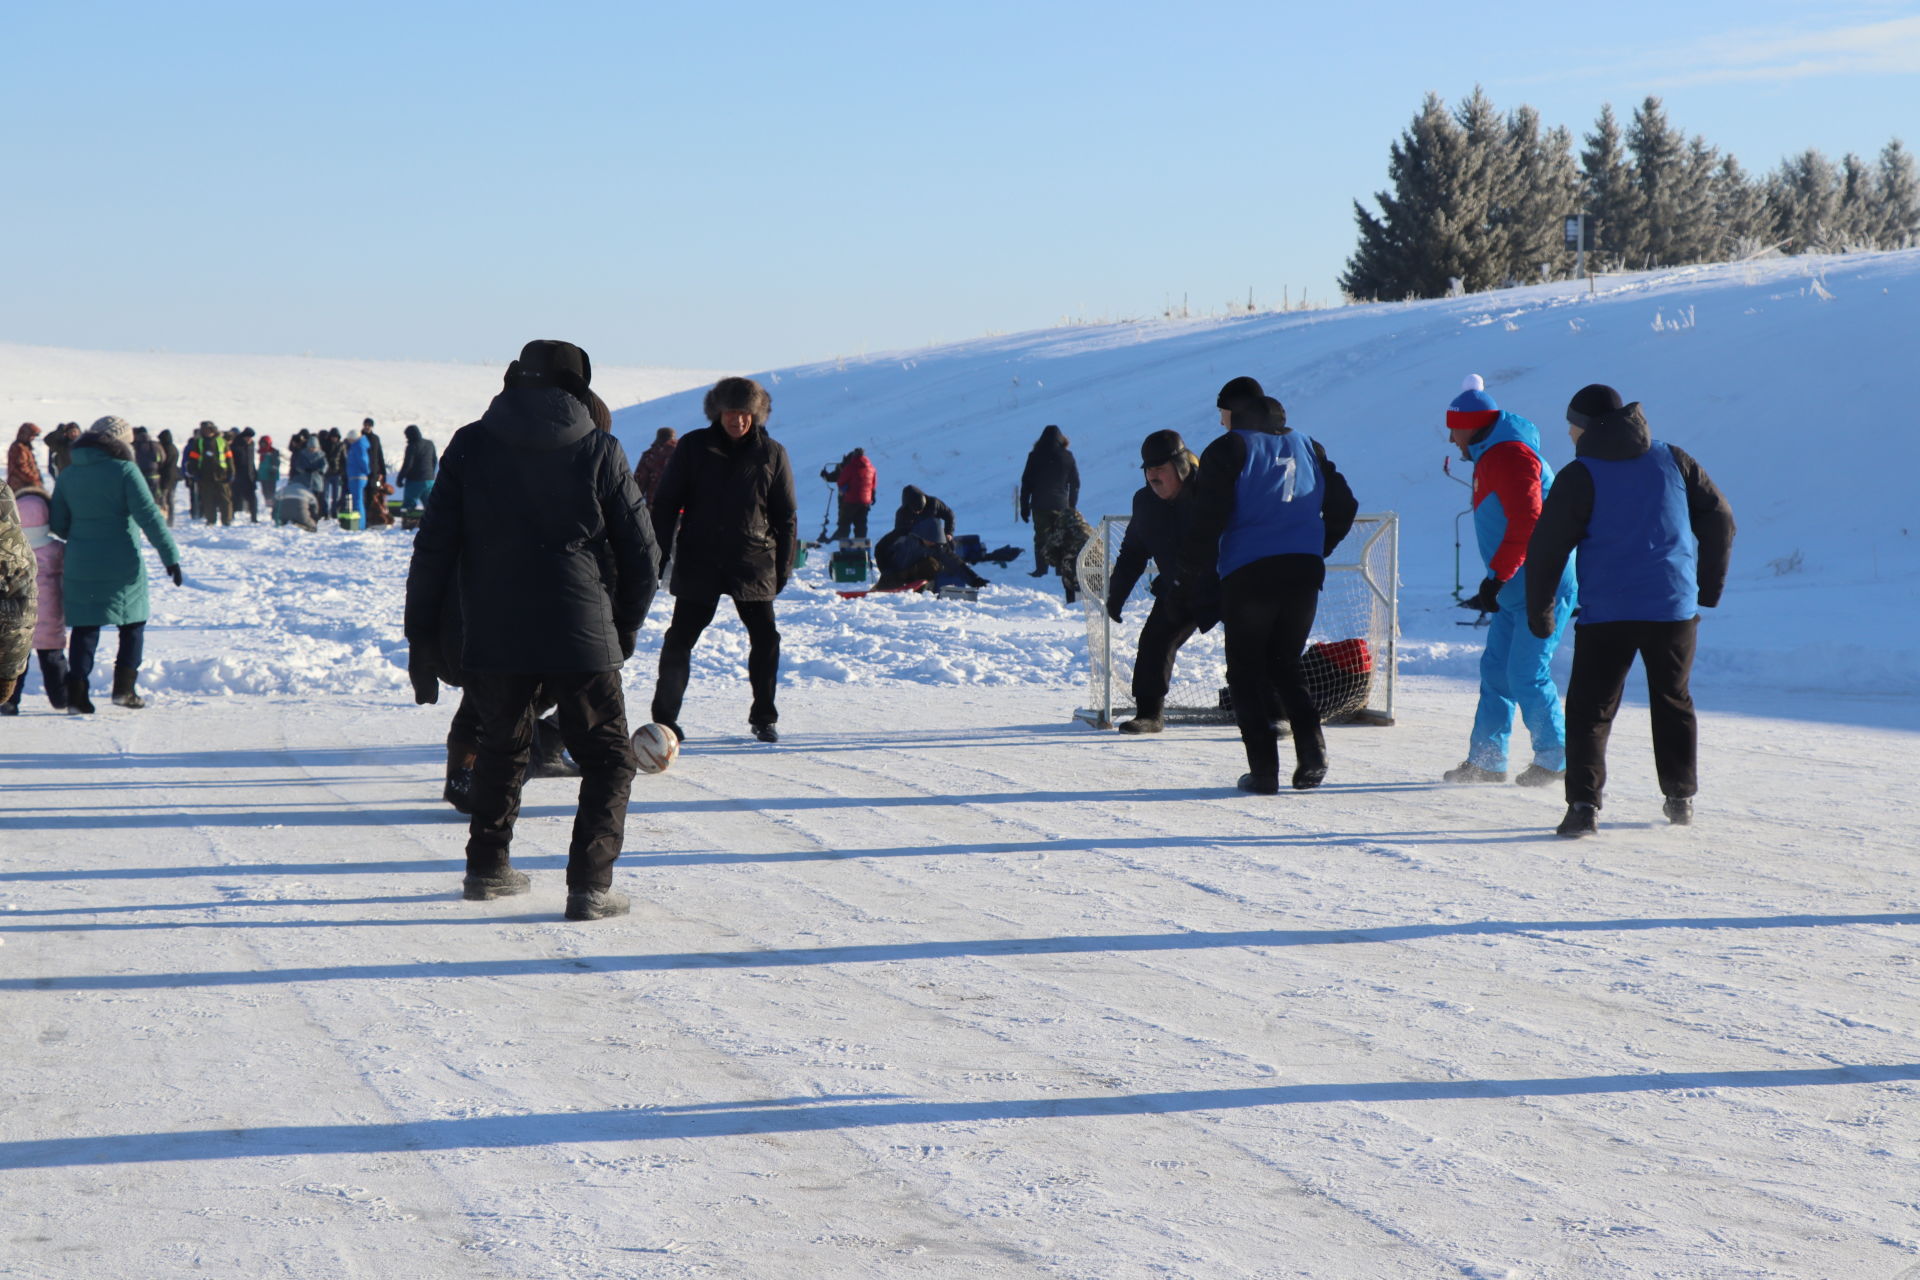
405,339,659,921
1105,429,1219,734
1184,379,1358,792
231,429,260,523
1020,424,1080,577
649,377,798,744
1524,384,1735,838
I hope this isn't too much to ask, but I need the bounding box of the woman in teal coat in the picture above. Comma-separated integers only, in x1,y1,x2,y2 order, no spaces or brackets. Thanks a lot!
49,416,182,712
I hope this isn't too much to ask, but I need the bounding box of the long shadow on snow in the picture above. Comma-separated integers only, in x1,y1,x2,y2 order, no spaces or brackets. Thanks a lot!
0,787,1257,832
0,744,442,771
0,829,1563,883
8,1062,1917,1168
6,911,1914,990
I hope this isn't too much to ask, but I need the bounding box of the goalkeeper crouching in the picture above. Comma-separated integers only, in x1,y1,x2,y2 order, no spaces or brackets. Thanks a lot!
1524,383,1736,838
1103,429,1217,734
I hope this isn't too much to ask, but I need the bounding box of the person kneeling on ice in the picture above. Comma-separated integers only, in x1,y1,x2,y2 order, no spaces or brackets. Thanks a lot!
892,485,955,539
1183,380,1357,793
405,339,659,920
874,511,988,592
1441,375,1577,788
647,377,798,745
1524,383,1736,838
275,475,323,531
1104,429,1218,734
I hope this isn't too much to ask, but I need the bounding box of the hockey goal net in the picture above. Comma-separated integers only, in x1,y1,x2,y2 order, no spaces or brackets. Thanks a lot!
1073,512,1398,728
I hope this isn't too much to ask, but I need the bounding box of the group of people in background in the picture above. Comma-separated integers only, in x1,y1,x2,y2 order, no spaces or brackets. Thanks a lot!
7,416,440,535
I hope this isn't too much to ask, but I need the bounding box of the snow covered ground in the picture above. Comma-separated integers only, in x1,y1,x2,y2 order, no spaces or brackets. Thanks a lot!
4,256,1919,1276
4,681,1918,1278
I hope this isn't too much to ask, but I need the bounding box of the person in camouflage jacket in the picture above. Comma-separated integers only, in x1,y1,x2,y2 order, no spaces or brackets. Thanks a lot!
1035,507,1094,604
0,483,36,704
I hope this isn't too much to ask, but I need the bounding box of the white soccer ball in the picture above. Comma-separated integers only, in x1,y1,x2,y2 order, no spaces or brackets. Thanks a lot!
631,722,680,775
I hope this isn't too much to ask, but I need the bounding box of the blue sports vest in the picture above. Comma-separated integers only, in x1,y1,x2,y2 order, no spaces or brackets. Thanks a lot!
1218,430,1325,577
1575,440,1698,624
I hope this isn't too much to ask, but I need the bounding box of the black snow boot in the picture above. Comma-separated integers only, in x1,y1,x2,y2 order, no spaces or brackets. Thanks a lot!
1117,716,1163,734
565,888,631,921
110,666,146,709
1292,761,1328,791
462,867,531,901
0,681,19,715
1514,764,1563,788
1556,802,1599,838
1236,772,1279,795
66,676,95,715
1663,796,1694,826
751,722,780,744
1444,761,1507,784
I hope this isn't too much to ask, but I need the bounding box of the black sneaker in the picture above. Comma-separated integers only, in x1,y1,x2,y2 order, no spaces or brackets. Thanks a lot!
1116,716,1163,735
751,723,779,743
1444,761,1507,783
1556,802,1599,838
1663,796,1694,826
1236,772,1279,795
565,889,631,921
1292,763,1328,791
462,868,531,901
1513,764,1563,788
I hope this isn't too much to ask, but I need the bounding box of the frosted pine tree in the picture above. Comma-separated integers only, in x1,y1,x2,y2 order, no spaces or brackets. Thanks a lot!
1874,140,1919,247
1582,105,1645,267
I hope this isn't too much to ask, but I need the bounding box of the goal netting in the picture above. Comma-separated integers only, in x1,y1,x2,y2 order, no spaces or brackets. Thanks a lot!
1073,512,1398,728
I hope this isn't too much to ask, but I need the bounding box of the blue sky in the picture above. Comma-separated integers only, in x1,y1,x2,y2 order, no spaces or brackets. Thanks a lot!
2,1,1915,372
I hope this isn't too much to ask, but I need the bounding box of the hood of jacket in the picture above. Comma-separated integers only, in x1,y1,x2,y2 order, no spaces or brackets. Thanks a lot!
478,385,596,452
72,434,135,465
1573,402,1653,462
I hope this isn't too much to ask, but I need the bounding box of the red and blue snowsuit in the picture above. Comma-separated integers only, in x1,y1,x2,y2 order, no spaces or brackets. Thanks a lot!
1465,412,1576,772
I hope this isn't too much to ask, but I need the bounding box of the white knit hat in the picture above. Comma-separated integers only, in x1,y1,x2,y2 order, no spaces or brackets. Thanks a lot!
87,415,135,445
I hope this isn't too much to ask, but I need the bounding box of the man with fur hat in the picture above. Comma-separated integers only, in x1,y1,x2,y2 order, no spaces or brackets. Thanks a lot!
1525,383,1735,838
1183,377,1358,792
1105,428,1217,734
8,423,44,494
648,376,798,744
1442,375,1578,788
405,340,659,920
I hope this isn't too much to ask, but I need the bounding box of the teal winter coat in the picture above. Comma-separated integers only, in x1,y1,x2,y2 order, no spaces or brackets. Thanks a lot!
49,438,180,627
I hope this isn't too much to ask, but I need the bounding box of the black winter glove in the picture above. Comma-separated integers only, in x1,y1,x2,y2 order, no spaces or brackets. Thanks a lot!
618,629,637,661
1106,596,1124,624
1458,577,1502,614
1528,613,1554,641
408,649,440,705
165,563,183,587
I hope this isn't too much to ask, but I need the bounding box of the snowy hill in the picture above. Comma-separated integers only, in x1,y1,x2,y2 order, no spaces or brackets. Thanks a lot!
616,250,1920,694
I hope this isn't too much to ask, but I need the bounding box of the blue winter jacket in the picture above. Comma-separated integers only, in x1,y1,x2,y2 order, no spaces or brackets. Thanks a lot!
1466,411,1574,611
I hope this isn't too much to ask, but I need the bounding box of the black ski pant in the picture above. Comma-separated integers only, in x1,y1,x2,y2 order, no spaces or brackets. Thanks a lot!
1220,555,1325,779
1563,617,1699,807
652,592,780,727
830,500,870,542
1130,596,1198,720
461,669,636,892
233,477,258,522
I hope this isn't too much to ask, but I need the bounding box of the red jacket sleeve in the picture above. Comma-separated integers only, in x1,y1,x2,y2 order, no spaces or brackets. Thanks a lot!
1476,441,1544,583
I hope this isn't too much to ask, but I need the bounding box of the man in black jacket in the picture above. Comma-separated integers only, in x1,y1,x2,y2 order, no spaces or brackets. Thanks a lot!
892,485,954,539
1106,429,1215,734
1184,379,1359,792
1020,424,1080,577
649,376,798,744
1525,384,1735,837
405,339,658,920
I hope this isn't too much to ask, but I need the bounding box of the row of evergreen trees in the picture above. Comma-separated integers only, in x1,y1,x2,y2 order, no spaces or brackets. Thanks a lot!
1341,90,1920,302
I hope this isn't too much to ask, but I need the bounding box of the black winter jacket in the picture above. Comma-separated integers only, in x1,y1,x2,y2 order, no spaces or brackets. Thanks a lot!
399,427,438,483
1107,483,1214,613
405,386,658,674
1019,435,1080,518
893,486,954,538
1524,402,1736,637
1181,425,1359,582
651,423,797,602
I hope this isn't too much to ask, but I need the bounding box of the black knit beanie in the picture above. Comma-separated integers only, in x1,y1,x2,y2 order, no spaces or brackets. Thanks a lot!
1567,383,1624,428
506,339,594,409
1216,376,1265,415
